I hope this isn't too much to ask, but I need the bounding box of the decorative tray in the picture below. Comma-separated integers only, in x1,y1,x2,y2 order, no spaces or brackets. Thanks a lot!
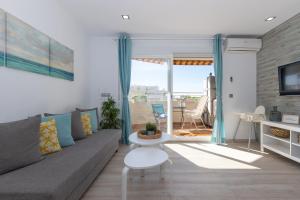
137,130,162,140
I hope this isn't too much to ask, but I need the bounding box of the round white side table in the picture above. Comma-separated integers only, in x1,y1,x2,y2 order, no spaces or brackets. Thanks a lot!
129,132,171,149
122,147,168,200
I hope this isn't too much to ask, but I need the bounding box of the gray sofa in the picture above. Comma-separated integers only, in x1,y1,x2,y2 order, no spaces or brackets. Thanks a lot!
0,129,121,200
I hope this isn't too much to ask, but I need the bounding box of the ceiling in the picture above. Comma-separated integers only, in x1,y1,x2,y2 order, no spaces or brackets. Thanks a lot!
60,0,300,36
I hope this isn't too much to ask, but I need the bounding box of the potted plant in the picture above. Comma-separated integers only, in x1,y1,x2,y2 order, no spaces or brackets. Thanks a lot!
100,97,121,129
145,122,157,135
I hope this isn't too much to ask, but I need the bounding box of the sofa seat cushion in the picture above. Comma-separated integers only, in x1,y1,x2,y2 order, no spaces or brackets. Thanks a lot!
0,130,121,200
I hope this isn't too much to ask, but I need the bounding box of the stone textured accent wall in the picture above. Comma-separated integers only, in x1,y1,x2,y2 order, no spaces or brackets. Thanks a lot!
257,13,300,115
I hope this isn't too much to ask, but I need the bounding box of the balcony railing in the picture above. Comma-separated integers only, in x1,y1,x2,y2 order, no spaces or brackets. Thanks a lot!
130,92,205,125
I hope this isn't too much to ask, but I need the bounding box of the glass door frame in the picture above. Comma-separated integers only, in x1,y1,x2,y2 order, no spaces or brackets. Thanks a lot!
130,55,214,140
129,55,173,136
166,57,173,137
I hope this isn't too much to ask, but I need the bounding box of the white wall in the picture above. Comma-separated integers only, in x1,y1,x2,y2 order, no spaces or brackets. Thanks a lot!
88,37,119,108
0,0,89,122
132,38,213,57
87,37,213,107
87,36,257,139
223,52,257,139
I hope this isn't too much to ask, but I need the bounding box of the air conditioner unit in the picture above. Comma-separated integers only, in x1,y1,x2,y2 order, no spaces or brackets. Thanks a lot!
224,38,262,52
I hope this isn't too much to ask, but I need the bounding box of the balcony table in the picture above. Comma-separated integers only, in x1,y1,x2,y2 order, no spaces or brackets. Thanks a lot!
173,105,186,129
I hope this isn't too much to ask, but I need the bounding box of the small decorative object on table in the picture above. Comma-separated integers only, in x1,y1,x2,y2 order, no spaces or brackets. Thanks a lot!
269,106,282,122
146,123,156,135
138,123,162,139
282,114,299,124
270,127,290,138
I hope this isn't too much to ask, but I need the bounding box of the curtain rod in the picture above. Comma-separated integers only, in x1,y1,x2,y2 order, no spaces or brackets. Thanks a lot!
113,37,226,41
130,37,215,40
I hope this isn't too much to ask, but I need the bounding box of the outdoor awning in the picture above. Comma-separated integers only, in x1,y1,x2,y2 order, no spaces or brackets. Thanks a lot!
132,58,213,66
133,58,165,64
173,58,213,65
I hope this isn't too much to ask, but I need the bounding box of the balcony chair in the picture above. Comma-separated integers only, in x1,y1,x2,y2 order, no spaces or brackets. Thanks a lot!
151,104,167,130
184,96,208,129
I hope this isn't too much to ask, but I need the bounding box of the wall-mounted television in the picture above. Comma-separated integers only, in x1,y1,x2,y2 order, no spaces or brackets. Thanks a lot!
278,61,300,95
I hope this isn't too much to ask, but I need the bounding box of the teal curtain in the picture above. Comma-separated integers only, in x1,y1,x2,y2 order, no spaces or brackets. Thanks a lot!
211,34,226,144
118,33,132,144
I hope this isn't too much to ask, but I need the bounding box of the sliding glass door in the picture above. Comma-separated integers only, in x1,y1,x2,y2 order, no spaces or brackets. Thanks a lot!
171,58,214,140
129,58,171,134
129,57,214,141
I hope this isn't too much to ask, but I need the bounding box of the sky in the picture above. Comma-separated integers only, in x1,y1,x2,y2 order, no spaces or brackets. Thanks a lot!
130,60,214,93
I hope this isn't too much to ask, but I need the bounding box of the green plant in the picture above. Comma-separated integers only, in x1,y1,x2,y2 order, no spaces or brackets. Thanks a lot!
145,122,157,132
100,97,121,129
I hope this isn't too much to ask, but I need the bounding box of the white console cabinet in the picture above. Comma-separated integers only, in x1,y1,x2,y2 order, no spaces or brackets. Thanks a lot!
261,120,300,163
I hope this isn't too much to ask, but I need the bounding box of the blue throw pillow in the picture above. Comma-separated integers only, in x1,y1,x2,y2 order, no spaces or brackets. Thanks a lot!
81,110,98,132
42,113,75,147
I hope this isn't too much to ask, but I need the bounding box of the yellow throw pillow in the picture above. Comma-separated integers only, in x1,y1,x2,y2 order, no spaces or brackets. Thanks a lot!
81,113,92,136
39,119,62,155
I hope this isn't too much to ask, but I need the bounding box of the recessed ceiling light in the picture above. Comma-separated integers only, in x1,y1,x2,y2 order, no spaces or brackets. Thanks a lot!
122,15,130,20
265,16,276,22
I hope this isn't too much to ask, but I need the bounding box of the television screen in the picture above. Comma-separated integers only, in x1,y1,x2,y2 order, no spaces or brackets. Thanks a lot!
279,61,300,95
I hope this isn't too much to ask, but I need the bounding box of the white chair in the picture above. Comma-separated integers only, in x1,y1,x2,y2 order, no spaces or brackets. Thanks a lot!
233,105,266,149
184,96,208,129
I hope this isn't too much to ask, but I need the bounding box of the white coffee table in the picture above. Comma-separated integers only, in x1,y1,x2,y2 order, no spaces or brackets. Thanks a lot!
122,147,168,200
129,132,171,148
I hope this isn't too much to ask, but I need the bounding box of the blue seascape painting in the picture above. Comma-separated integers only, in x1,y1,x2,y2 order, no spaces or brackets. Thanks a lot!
4,11,74,81
50,39,74,81
6,13,50,76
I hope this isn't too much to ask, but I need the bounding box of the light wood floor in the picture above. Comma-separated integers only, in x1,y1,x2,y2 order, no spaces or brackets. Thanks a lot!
82,142,300,200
